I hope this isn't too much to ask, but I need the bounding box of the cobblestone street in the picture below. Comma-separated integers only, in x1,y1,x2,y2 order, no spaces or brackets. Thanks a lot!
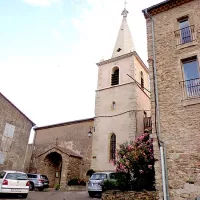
0,191,101,200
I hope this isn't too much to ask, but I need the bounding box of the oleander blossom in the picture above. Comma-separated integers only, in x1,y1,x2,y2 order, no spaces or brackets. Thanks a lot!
115,131,155,190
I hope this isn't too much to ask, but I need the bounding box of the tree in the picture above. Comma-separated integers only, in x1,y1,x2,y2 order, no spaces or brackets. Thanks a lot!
115,131,155,191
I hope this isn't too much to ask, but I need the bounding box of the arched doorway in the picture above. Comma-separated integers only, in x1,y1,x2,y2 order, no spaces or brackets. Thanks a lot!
44,152,62,187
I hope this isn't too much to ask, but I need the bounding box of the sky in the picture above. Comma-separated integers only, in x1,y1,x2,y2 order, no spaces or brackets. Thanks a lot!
0,0,162,133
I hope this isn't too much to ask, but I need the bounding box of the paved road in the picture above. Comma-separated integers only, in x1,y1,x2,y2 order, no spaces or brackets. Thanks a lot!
0,191,101,200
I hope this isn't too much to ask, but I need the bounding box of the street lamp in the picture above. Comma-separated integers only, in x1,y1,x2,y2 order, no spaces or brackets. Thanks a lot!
88,126,95,138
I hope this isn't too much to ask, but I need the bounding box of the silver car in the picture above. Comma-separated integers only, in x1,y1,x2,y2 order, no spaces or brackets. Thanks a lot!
27,173,49,191
87,172,116,198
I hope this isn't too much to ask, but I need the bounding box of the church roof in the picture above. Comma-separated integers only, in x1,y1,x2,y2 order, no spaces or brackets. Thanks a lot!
97,51,149,73
34,117,94,130
36,146,82,158
112,8,135,58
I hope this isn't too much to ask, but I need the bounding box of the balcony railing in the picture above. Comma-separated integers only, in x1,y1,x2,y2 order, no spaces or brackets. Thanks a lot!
174,25,196,45
180,78,200,100
144,117,152,130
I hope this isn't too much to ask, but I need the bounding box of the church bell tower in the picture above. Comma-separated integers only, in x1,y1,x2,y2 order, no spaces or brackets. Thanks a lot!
91,6,150,171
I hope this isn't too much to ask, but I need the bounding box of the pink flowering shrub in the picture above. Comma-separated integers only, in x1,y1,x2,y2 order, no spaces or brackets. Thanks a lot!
115,131,155,191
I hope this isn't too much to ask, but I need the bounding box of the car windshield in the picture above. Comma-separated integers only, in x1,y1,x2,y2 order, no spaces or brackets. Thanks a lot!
27,174,37,178
41,175,48,180
0,171,5,179
6,173,28,180
90,173,107,180
110,173,117,179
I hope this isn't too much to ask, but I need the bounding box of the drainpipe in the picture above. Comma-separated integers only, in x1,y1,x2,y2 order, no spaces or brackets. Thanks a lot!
144,9,170,200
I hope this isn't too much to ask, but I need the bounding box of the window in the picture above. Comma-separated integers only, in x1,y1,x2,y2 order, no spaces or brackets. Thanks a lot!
6,173,27,180
141,71,144,90
90,173,107,180
110,173,117,180
110,133,116,160
27,174,37,178
182,56,200,98
182,57,199,80
117,48,121,52
179,18,192,44
41,175,48,180
111,67,119,86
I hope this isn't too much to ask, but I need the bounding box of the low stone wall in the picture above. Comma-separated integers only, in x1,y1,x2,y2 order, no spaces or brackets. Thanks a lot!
102,190,159,200
65,185,86,191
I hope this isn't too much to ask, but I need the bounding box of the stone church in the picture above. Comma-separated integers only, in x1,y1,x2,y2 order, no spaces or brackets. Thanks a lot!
29,7,151,189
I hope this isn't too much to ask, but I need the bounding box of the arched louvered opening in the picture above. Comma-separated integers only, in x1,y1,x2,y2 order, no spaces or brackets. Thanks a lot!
141,71,144,90
111,67,119,86
110,133,116,161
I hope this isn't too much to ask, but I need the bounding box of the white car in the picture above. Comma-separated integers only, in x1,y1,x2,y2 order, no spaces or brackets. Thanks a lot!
0,170,29,199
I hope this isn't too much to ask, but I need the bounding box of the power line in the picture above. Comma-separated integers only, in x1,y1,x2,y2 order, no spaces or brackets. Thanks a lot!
127,74,151,93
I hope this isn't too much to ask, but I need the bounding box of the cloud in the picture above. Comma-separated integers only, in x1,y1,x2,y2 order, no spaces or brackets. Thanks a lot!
23,0,62,7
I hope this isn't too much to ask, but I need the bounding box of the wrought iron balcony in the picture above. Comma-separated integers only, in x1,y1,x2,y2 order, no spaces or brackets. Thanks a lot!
144,117,152,130
180,78,200,100
174,25,196,45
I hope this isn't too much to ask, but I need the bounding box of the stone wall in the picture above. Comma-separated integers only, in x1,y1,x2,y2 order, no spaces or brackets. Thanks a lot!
102,191,159,200
34,147,69,188
145,0,200,199
66,156,82,181
0,93,33,171
31,118,94,183
23,144,34,172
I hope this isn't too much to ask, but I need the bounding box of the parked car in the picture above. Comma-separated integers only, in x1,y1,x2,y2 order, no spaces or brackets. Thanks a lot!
0,170,29,199
87,172,117,197
27,173,49,191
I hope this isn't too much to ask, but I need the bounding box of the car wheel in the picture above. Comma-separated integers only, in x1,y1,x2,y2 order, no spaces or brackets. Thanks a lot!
38,187,44,191
88,192,95,198
29,182,34,191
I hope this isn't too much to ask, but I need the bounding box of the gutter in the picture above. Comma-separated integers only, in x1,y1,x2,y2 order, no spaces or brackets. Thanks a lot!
143,9,170,200
142,0,170,14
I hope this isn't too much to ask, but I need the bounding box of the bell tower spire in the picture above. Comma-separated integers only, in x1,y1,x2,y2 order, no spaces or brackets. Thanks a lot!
112,1,135,58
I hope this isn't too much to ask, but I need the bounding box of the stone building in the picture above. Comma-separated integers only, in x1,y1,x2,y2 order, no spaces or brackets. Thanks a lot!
91,8,151,171
30,118,94,189
0,92,34,171
143,0,200,199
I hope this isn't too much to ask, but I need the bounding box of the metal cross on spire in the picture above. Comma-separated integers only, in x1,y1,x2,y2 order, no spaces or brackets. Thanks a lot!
124,0,127,9
122,0,129,18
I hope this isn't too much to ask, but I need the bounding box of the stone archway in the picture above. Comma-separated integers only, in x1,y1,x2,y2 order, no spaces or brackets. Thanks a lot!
44,152,62,187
